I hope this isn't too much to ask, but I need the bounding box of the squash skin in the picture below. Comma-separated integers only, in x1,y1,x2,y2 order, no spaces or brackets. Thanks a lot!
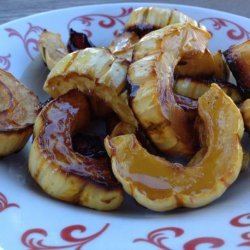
43,48,137,127
38,30,67,70
125,7,206,37
105,84,244,211
29,90,123,211
224,40,250,96
240,99,250,130
174,78,242,104
0,69,40,157
129,23,212,156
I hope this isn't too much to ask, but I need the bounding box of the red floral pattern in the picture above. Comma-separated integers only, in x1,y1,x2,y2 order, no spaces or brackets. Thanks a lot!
0,6,250,249
199,17,250,40
67,7,133,38
134,227,225,249
5,23,43,60
0,192,19,212
231,213,250,247
21,223,109,249
0,54,11,70
134,227,184,250
183,237,225,250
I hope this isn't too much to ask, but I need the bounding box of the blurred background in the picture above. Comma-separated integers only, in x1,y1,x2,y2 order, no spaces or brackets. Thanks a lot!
1,0,249,24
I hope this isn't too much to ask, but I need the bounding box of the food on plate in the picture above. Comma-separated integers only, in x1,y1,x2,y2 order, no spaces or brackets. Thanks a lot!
38,30,68,70
109,6,207,62
0,69,40,157
38,28,95,70
29,89,123,211
108,31,140,61
210,50,230,81
174,77,242,104
3,6,247,212
240,99,250,130
224,40,250,96
43,47,137,126
129,23,211,156
175,50,229,81
125,7,206,37
105,84,244,211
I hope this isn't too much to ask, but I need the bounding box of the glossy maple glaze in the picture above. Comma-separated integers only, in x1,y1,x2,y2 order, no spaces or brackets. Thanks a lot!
107,85,243,203
129,24,212,156
38,89,120,187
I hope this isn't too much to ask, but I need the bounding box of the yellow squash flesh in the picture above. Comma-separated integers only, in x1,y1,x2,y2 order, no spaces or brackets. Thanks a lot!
38,30,68,70
0,69,40,157
125,7,206,34
29,90,123,211
105,84,243,211
240,99,250,130
129,23,211,155
44,47,137,127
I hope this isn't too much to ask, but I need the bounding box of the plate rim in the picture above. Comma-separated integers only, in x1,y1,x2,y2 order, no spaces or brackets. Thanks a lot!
1,1,249,28
0,2,250,249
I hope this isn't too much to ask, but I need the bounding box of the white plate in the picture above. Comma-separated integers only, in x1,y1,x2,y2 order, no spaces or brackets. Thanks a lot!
0,3,250,250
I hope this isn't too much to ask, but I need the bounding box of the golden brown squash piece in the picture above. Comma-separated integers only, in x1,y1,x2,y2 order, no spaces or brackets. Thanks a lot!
224,39,250,95
109,7,207,62
125,7,206,37
129,23,211,156
105,84,244,211
38,30,68,70
0,69,40,157
108,32,139,61
44,48,137,127
29,89,123,211
240,99,250,130
176,50,229,81
174,78,242,104
212,50,230,81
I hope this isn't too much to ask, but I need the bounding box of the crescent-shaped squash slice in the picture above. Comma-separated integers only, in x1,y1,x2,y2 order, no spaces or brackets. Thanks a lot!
125,7,206,37
129,23,211,156
38,30,68,70
0,69,40,157
29,89,123,211
174,78,242,104
43,47,137,127
108,7,205,62
224,39,250,96
240,99,250,130
105,84,243,211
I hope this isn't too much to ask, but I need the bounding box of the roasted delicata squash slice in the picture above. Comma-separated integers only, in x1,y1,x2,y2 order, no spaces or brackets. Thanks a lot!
212,50,230,81
125,7,206,37
38,30,68,70
0,69,39,157
174,77,242,104
176,50,229,81
131,28,228,81
105,84,244,211
129,23,212,156
109,7,208,63
44,47,137,127
224,39,250,95
240,99,250,130
29,89,123,211
108,31,140,61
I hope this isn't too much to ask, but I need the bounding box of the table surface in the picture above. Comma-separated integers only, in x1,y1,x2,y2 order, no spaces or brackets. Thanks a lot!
0,0,249,25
